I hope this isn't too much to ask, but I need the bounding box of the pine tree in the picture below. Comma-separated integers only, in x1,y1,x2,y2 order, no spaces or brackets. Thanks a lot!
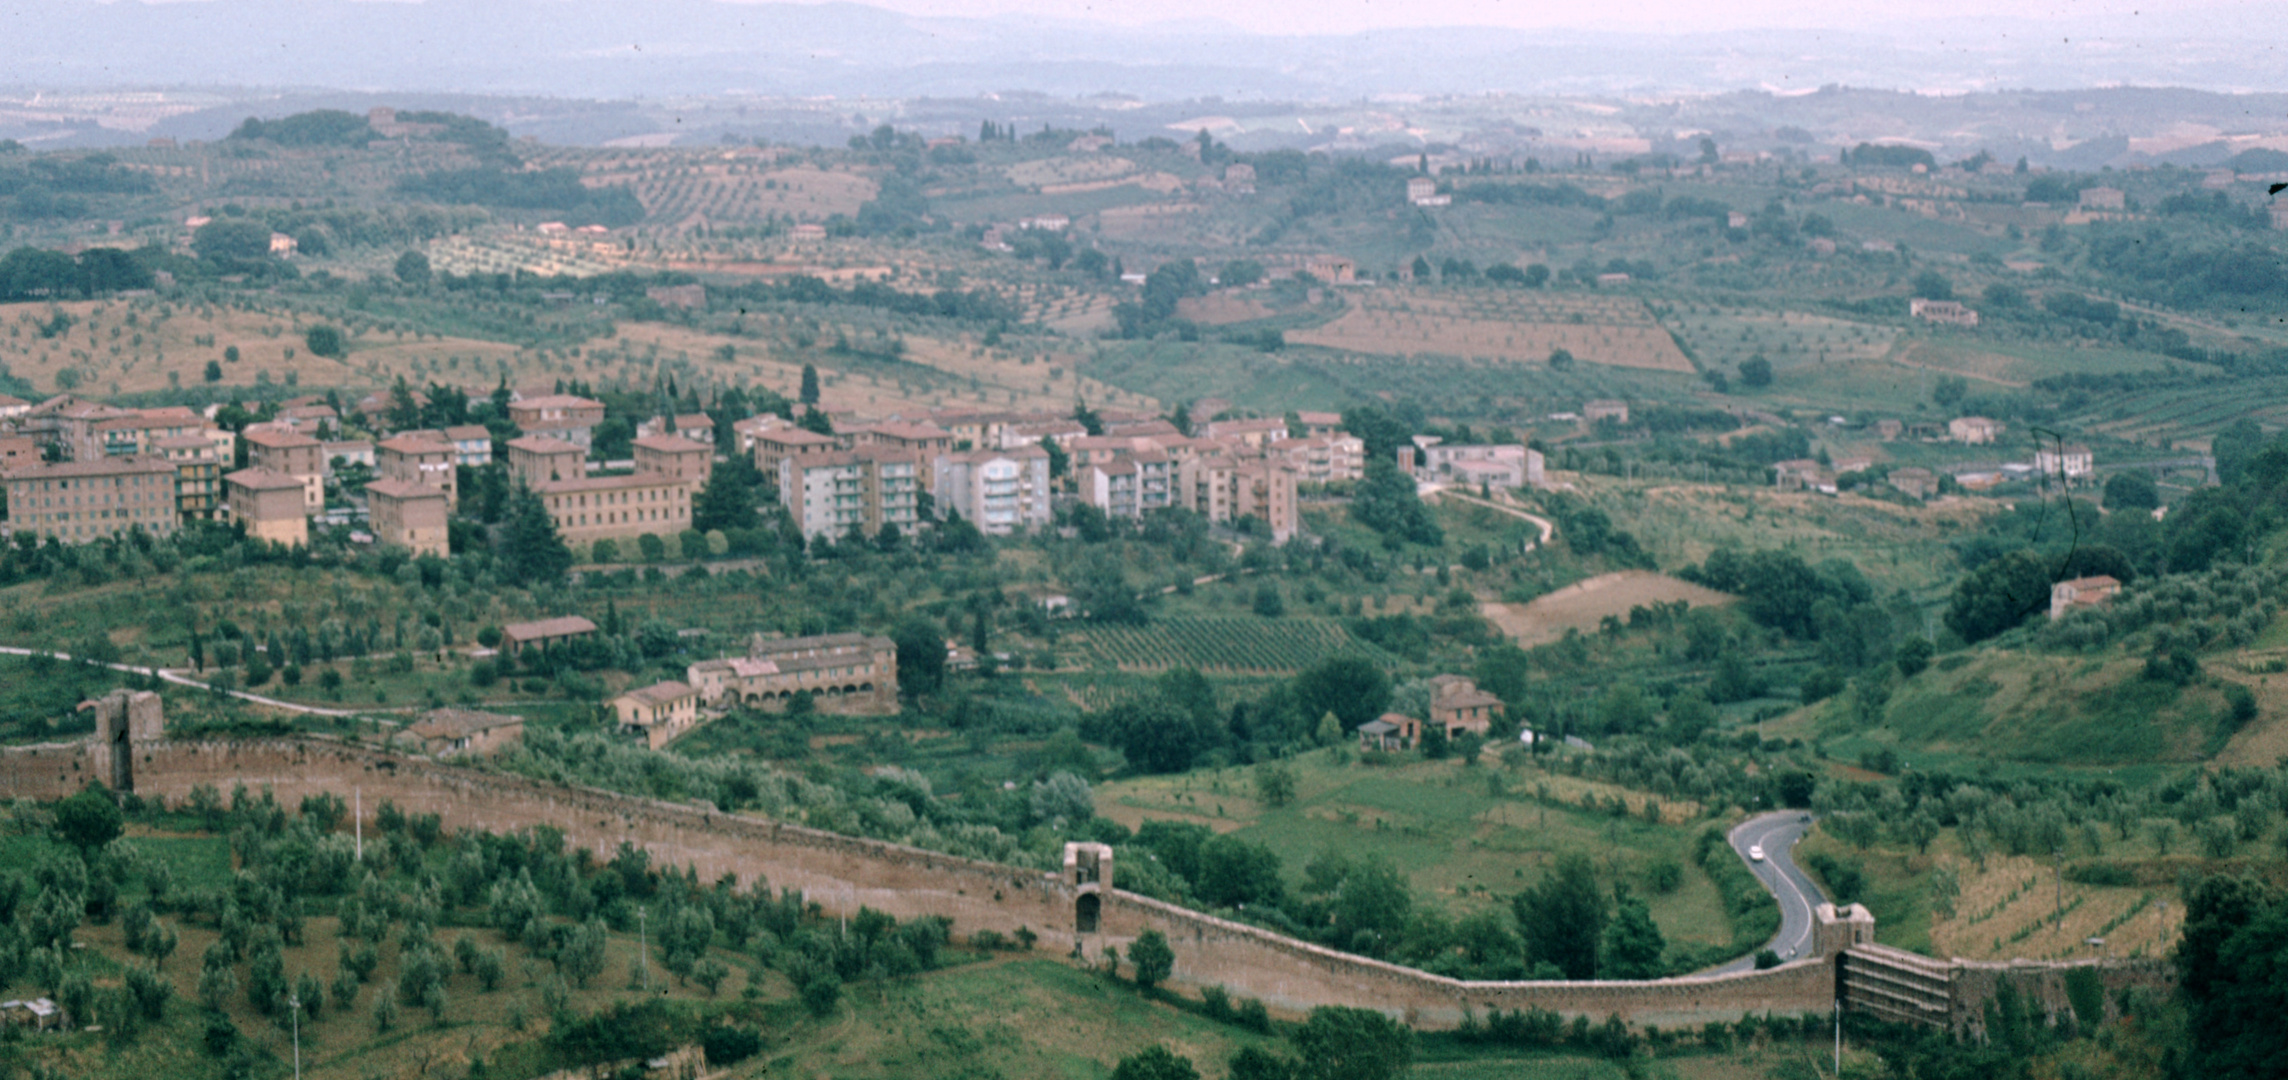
499,482,571,586
693,457,761,533
799,363,821,405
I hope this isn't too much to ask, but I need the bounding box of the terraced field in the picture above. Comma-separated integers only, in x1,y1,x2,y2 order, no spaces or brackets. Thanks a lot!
1288,289,1693,371
1660,303,1897,373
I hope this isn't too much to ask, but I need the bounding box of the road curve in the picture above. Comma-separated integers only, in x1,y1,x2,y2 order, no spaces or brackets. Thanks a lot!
1422,486,1556,549
1691,810,1828,978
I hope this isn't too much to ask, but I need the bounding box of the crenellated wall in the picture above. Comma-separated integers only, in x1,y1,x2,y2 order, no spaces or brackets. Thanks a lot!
0,737,1845,1028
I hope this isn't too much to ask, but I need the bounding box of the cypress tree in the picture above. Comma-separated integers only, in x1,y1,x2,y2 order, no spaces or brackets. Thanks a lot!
500,481,571,586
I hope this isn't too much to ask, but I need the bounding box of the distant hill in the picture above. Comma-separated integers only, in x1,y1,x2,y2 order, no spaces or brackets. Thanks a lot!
11,0,2288,102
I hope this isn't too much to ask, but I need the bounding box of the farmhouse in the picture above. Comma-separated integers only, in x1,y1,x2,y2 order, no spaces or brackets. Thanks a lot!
501,616,597,656
1948,416,2001,445
1773,459,1837,494
1359,713,1420,751
612,681,701,749
1405,177,1449,207
1888,467,1938,499
1584,399,1630,424
1910,298,1979,327
686,632,898,711
2050,576,2122,620
2078,187,2126,211
2033,443,2093,482
405,709,524,759
1428,675,1504,739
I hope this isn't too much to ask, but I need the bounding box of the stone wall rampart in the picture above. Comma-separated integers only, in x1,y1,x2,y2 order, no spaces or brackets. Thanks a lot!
2,737,1842,1030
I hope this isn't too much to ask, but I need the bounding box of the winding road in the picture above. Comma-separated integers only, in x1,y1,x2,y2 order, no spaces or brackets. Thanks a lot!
1421,486,1556,549
1693,810,1828,978
0,646,375,718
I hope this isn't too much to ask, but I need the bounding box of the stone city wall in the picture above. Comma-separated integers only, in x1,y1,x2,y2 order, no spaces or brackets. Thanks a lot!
1,737,1837,1029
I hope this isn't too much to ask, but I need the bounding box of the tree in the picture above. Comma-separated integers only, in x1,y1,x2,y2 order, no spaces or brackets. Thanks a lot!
2104,471,2159,512
1895,636,1935,677
54,784,123,852
1198,835,1284,908
693,457,762,532
1292,657,1392,733
2176,875,2288,1080
556,918,608,988
1944,549,2053,643
395,250,431,285
1515,852,1606,979
1112,1046,1200,1080
799,363,820,405
203,359,223,383
304,325,345,359
500,481,572,586
1598,885,1666,979
1911,269,1955,300
1041,435,1069,479
1252,583,1285,618
1254,760,1297,808
1351,459,1441,546
1738,355,1773,388
1330,858,1410,955
193,218,273,269
1128,929,1175,989
1291,1006,1414,1080
893,616,946,698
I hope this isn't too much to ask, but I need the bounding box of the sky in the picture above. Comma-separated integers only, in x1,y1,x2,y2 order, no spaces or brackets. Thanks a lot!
757,0,2265,36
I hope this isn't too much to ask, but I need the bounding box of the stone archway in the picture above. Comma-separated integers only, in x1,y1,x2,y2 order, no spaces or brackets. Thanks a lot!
1075,893,1101,934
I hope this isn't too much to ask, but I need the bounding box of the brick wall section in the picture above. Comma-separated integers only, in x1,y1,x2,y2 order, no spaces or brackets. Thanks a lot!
3,738,1842,1028
1945,959,2175,1039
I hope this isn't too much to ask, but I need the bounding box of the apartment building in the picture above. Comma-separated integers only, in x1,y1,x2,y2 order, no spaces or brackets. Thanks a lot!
221,467,309,547
508,394,604,447
93,407,207,458
506,436,587,487
934,445,1052,535
2,456,181,543
365,478,450,558
750,426,839,476
535,471,693,546
632,433,712,487
243,427,326,513
1271,434,1367,483
781,447,921,540
377,433,457,508
153,434,223,521
1179,453,1299,541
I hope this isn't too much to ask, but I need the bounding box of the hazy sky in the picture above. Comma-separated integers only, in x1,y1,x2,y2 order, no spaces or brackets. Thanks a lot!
781,0,2260,36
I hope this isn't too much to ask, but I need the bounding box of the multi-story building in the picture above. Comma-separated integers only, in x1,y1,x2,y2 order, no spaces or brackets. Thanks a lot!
632,434,712,487
365,478,450,557
1583,399,1630,424
1199,416,1290,449
1083,459,1144,519
507,394,604,447
153,434,223,521
750,427,839,477
1413,442,1541,489
324,440,374,470
780,446,920,540
1179,454,1299,541
2,456,181,543
1272,434,1367,483
221,467,309,547
637,414,715,445
376,433,458,508
243,427,326,513
0,436,38,471
93,407,207,458
685,632,898,711
442,425,493,466
534,471,693,546
934,445,1051,534
0,393,29,423
21,396,134,461
506,436,587,488
2033,444,2094,483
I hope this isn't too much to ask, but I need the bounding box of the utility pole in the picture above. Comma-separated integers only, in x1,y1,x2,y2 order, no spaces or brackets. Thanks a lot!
289,993,302,1080
2054,846,2066,928
638,906,650,992
354,787,362,862
1834,1005,1841,1077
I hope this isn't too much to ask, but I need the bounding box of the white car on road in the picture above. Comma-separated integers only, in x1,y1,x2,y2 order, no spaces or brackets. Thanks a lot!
1748,844,1766,862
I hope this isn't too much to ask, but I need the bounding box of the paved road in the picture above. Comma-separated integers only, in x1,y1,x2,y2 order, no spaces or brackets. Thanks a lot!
1692,810,1828,978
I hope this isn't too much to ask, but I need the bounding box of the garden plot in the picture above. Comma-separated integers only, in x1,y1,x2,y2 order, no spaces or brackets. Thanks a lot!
1069,616,1394,675
1481,570,1733,648
1928,854,2182,962
1287,290,1693,372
